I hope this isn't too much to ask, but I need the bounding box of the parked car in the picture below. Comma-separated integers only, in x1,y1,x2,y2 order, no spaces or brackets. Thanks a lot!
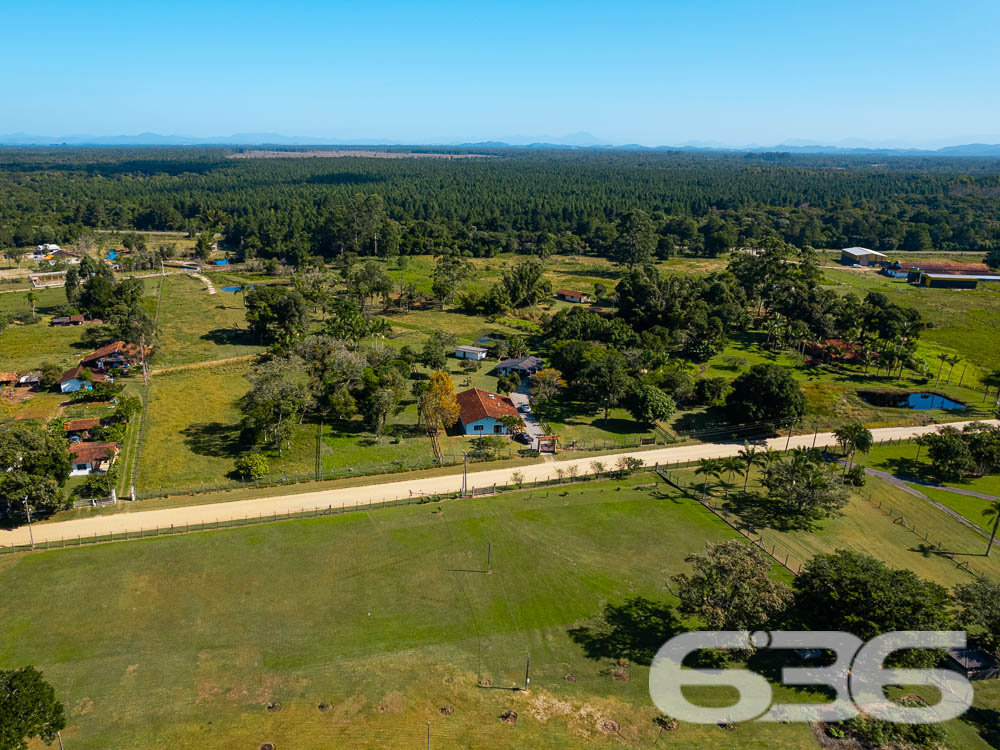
518,403,531,413
513,432,533,445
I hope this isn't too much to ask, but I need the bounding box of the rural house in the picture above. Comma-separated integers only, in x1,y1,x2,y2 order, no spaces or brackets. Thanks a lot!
51,315,87,326
556,289,592,303
456,388,522,435
492,356,544,377
64,417,101,439
454,345,488,360
68,441,119,476
0,372,18,389
59,366,108,394
80,341,147,371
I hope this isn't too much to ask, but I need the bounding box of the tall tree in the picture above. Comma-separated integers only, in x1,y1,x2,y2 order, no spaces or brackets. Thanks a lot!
419,371,460,435
0,667,66,750
612,209,655,268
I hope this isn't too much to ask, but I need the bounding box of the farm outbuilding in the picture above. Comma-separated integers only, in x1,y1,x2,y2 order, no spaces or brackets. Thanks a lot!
493,356,544,377
454,345,488,360
840,247,888,266
916,272,1000,289
556,289,592,303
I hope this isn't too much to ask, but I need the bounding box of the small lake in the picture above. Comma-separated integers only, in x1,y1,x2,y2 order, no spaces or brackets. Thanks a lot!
860,391,967,411
220,285,254,293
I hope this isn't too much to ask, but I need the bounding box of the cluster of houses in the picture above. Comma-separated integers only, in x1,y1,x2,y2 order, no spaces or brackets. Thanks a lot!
841,247,1000,290
58,340,147,393
63,418,119,476
450,348,548,437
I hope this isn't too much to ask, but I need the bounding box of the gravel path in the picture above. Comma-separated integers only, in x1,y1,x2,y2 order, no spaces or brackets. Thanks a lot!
2,420,995,548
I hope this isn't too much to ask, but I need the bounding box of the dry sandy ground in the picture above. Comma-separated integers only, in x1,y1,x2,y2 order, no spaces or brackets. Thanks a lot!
2,421,995,548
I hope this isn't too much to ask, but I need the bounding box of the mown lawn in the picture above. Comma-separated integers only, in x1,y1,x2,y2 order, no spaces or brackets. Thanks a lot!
136,364,314,491
0,476,808,750
3,474,997,748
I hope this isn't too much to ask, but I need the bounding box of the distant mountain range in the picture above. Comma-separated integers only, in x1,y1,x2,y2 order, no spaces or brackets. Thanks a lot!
2,131,1000,156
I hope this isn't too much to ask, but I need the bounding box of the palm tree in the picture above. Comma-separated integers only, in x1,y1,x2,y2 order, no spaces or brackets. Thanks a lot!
25,290,37,321
834,421,874,474
984,368,1000,409
935,353,950,386
983,500,1000,556
695,458,724,500
718,456,744,498
737,442,759,491
945,355,961,385
238,283,249,309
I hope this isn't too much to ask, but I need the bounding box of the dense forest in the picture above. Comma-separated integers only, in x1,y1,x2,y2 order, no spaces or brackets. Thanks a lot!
1,147,999,263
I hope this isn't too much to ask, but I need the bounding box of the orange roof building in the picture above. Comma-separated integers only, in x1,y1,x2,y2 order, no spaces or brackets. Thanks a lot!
456,388,522,435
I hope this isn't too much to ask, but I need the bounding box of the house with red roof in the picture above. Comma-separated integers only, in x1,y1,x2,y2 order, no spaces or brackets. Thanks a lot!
456,388,522,435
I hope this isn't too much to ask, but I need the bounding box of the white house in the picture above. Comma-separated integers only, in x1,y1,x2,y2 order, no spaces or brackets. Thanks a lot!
69,442,119,476
58,366,108,394
455,345,488,360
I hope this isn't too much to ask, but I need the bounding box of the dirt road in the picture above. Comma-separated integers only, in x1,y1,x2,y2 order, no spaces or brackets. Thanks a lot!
2,420,995,549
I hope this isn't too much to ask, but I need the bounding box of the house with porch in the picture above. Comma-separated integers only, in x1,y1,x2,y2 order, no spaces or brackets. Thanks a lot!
69,441,119,476
456,388,522,435
64,417,101,440
79,340,147,372
492,356,544,377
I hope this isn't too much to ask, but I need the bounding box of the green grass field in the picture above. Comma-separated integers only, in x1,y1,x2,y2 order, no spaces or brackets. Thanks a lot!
151,273,266,367
2,473,997,749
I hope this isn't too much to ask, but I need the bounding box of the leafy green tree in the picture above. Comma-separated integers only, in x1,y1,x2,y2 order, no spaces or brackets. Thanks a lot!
612,209,655,268
577,349,634,422
235,453,270,481
495,372,520,395
919,426,974,481
245,286,309,347
0,666,66,750
39,363,62,388
962,421,1000,475
699,215,736,257
953,577,1000,657
985,247,1000,271
358,367,406,440
0,423,71,517
419,330,455,370
530,368,565,407
431,255,472,308
694,376,729,406
672,540,791,631
627,384,675,425
725,364,805,424
419,371,460,435
791,550,952,667
194,232,213,260
762,451,850,529
498,258,552,309
238,359,310,455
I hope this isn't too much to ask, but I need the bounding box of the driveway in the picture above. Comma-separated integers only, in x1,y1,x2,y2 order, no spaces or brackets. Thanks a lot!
508,383,545,448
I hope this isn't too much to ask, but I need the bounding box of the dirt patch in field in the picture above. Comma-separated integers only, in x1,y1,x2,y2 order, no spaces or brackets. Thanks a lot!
318,702,332,712
598,718,620,734
528,694,573,723
72,697,93,716
500,709,518,724
564,673,576,682
439,705,454,716
266,701,281,713
375,691,405,713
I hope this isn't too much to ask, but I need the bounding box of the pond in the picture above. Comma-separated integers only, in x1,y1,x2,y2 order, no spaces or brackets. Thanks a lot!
220,285,254,293
859,391,967,411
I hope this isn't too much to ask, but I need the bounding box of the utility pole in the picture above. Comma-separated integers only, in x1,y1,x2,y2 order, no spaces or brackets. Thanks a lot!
785,420,794,451
812,423,819,449
461,451,468,497
23,498,34,549
524,650,530,689
486,540,492,574
57,731,64,750
426,721,430,750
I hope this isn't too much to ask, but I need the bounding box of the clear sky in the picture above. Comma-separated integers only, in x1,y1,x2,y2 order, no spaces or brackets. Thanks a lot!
3,0,999,147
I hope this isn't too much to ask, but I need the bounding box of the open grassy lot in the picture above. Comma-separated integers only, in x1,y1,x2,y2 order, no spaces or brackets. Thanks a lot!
682,466,1000,588
855,441,1000,497
820,268,1000,372
1,474,996,749
136,364,314,491
151,273,267,367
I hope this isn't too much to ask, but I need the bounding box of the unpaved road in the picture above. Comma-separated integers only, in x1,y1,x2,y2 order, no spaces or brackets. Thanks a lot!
3,421,995,548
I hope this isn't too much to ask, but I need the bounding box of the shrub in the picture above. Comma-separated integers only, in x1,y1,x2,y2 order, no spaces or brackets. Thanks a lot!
235,453,270,481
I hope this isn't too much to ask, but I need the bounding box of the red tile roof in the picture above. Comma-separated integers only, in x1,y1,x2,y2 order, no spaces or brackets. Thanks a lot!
69,441,118,464
79,340,147,366
59,366,108,384
456,388,521,424
556,289,589,297
64,418,101,432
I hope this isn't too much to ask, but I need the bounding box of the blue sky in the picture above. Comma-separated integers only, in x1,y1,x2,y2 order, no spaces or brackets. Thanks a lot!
3,0,999,146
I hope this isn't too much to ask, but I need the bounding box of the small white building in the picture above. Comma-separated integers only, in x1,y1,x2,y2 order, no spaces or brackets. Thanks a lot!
455,345,488,360
36,243,61,254
841,247,888,266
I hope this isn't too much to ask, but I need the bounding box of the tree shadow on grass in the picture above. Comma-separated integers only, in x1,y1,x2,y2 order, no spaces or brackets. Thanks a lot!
724,491,818,532
200,328,259,347
181,421,249,458
568,597,683,666
962,707,1000,747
